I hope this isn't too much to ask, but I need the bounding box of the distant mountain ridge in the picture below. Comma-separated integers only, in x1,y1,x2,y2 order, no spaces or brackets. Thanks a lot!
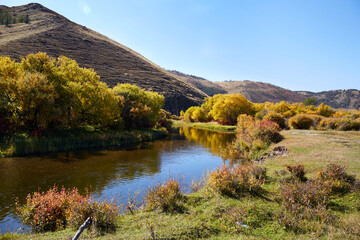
0,3,207,114
297,89,360,110
175,72,359,109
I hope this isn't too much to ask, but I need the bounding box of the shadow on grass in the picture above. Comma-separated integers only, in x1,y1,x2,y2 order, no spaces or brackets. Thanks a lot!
327,201,351,213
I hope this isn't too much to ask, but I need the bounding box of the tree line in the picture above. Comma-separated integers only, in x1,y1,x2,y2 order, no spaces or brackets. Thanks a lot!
0,9,30,26
0,53,165,135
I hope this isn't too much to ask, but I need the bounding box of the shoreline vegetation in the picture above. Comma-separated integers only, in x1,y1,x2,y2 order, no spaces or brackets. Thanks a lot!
0,128,169,157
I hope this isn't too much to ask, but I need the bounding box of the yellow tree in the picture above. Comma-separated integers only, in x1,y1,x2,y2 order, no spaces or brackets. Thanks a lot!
210,94,254,125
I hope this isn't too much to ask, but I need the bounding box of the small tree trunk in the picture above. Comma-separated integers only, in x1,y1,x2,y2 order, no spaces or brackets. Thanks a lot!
72,217,92,240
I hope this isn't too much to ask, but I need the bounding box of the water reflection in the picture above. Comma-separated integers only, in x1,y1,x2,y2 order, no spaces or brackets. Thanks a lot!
179,126,235,156
0,127,234,232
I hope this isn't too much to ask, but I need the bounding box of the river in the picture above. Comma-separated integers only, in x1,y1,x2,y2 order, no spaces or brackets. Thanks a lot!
0,127,235,233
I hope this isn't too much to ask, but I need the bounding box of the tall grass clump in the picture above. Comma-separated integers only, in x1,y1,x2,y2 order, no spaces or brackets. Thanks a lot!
145,178,184,213
16,186,119,234
207,165,265,198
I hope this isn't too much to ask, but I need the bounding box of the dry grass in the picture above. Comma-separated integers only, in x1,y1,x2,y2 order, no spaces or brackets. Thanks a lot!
264,130,360,177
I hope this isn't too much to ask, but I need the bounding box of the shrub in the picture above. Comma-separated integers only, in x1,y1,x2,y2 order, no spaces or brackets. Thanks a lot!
226,116,283,161
276,180,334,233
309,114,324,128
183,106,197,122
155,109,173,131
335,118,360,131
316,103,335,117
316,163,356,194
250,166,267,181
145,178,184,213
278,180,328,208
207,165,264,198
285,164,307,181
288,114,314,129
319,118,338,130
68,197,119,234
16,186,120,234
254,109,269,120
263,112,287,129
16,186,89,232
236,114,254,133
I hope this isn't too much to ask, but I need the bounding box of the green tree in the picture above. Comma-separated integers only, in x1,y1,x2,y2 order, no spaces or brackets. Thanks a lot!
304,97,317,106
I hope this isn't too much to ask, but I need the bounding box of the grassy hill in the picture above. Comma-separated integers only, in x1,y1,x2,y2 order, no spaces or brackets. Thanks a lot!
0,3,207,114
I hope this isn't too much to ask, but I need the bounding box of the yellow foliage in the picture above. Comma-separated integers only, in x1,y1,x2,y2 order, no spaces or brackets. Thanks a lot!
210,94,254,125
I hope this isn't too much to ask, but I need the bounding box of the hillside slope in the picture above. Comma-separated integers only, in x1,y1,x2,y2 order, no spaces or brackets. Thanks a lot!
0,3,207,114
298,89,360,110
217,80,306,103
169,70,227,96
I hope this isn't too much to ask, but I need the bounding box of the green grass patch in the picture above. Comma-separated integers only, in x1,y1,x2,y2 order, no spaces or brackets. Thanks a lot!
173,120,236,132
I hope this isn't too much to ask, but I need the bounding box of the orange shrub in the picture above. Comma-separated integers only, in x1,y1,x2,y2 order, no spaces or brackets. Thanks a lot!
16,186,89,232
16,186,119,233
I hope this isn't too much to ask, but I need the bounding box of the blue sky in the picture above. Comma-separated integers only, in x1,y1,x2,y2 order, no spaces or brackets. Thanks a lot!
2,0,360,92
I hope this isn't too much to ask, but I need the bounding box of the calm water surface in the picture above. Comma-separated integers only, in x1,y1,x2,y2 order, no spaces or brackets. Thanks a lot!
0,127,234,232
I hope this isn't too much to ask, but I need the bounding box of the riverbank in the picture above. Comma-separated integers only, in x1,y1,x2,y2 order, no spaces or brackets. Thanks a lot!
173,120,236,133
0,128,168,157
3,130,360,239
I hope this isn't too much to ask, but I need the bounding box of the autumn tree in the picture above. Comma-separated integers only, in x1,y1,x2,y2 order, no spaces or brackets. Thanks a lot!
112,83,164,128
210,94,255,125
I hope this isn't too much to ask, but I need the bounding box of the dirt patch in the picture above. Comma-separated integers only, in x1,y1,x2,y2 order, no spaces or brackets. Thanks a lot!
255,146,289,164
